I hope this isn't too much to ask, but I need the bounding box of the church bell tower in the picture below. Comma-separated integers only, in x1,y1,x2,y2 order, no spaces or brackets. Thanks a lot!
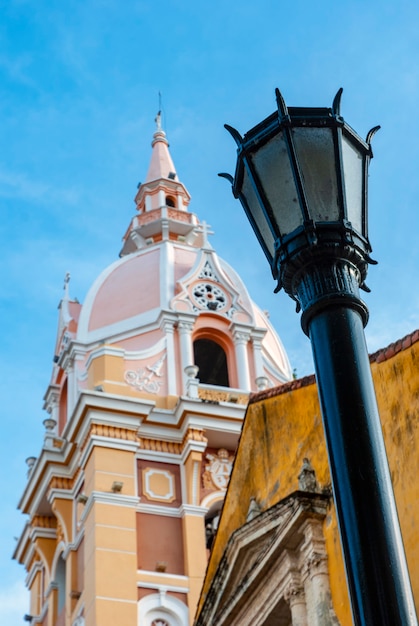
14,116,292,626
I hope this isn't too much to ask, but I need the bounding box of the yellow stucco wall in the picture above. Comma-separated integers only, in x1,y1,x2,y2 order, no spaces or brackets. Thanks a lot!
198,333,419,624
371,335,419,599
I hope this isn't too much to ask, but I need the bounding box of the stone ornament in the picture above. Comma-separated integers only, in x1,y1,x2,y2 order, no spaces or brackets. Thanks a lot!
204,449,233,490
125,354,166,394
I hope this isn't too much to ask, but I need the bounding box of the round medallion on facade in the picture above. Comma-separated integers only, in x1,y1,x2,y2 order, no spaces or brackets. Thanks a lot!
192,282,227,312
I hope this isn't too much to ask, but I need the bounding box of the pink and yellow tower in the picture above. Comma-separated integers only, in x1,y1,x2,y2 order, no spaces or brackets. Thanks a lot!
13,116,292,626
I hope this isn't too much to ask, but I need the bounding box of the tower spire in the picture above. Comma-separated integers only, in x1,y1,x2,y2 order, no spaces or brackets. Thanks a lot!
145,110,176,183
121,114,193,255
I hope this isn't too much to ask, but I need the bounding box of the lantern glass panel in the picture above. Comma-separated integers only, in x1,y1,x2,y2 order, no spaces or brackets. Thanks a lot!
241,165,276,260
249,132,303,236
341,134,364,234
292,127,340,222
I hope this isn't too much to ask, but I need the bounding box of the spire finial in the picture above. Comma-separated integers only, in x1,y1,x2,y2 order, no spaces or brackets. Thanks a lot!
63,272,70,296
61,272,72,325
155,91,163,131
155,110,162,131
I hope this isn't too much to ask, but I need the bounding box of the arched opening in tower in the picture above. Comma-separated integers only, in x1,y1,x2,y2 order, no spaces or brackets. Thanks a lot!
193,339,230,387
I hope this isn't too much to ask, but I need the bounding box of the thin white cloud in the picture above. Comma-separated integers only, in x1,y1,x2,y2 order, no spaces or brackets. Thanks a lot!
0,167,79,205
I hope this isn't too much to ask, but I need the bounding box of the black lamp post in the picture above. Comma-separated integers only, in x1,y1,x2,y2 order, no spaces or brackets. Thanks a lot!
221,89,418,625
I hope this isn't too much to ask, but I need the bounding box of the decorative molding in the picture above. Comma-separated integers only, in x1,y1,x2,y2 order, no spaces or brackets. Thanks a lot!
180,504,208,518
49,476,74,490
171,252,243,320
198,259,220,282
29,526,57,542
196,492,335,626
177,320,195,334
80,491,140,523
232,328,252,345
137,503,182,518
125,353,166,394
31,515,57,529
191,281,228,312
137,575,189,591
56,521,64,544
79,423,139,456
283,583,305,605
200,490,225,510
137,590,189,626
90,423,138,441
143,468,175,503
137,428,207,458
182,427,207,447
198,386,248,405
303,551,328,578
298,458,319,493
139,438,182,455
25,559,43,591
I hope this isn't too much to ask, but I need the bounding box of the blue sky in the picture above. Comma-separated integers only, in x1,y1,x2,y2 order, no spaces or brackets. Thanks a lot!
1,0,419,621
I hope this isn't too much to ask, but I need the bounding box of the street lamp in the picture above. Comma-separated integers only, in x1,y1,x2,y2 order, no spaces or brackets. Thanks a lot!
221,89,418,625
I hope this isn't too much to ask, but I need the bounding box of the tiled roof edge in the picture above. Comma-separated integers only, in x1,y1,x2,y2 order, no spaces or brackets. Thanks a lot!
249,328,419,405
369,328,419,364
249,373,316,404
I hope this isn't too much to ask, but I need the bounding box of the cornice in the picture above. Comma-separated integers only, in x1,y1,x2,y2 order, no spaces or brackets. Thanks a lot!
30,526,57,542
63,390,154,444
173,395,247,424
17,440,76,515
180,504,207,518
79,432,139,469
26,559,43,590
43,383,60,408
137,502,182,518
80,490,140,524
47,487,76,504
13,521,31,563
137,575,189,593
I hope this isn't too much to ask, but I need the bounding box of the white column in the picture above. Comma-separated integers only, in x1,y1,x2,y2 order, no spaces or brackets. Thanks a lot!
284,584,308,626
65,351,83,417
158,189,165,208
66,357,76,417
301,519,336,626
145,195,153,212
232,327,251,391
251,329,267,380
161,318,177,396
177,318,195,394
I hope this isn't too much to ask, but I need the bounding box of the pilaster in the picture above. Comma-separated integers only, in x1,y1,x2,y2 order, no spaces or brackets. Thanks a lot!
177,316,196,393
231,325,252,390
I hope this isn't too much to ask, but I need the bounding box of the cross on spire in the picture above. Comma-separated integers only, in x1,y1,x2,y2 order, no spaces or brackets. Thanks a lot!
197,221,214,248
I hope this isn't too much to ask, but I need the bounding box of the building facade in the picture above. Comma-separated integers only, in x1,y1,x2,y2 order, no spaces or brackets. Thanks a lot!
196,331,419,625
13,117,292,626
